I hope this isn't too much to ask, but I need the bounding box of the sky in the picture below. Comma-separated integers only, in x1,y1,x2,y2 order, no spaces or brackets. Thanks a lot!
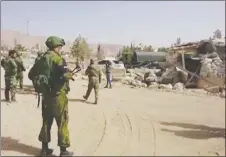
1,1,225,47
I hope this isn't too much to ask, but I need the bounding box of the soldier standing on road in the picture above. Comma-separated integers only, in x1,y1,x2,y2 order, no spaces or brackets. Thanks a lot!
28,36,74,156
83,59,102,104
35,51,43,63
15,51,26,89
1,50,18,102
104,61,112,89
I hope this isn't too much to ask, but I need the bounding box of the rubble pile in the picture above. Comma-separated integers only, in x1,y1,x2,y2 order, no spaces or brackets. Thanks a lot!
121,68,187,91
200,52,225,78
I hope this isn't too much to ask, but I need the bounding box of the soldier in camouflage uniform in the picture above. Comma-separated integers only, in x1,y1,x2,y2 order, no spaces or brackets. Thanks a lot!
83,59,102,104
29,36,74,156
35,51,43,63
1,50,18,102
15,51,26,89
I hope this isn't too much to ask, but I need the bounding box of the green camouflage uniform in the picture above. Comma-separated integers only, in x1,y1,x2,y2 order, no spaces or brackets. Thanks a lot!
37,37,74,154
2,56,17,101
84,63,102,104
15,55,25,89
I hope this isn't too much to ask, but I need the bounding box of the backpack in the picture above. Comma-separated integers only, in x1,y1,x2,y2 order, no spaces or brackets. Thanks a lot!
28,52,52,107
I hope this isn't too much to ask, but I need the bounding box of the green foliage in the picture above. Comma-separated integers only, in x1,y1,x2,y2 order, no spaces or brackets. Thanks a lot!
70,35,92,61
157,47,168,52
96,44,105,60
213,29,222,39
14,44,26,52
142,45,153,51
176,37,181,46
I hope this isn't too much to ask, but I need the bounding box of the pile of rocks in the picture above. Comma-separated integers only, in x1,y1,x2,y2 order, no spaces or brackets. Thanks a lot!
200,52,225,78
121,68,186,91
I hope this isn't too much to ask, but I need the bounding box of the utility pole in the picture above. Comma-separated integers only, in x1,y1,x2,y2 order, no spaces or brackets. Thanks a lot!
26,20,29,36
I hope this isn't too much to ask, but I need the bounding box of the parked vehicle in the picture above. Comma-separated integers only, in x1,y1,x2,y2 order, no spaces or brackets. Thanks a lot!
97,59,126,77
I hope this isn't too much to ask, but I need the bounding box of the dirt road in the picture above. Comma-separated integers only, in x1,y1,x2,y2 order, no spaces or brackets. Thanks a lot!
1,70,225,156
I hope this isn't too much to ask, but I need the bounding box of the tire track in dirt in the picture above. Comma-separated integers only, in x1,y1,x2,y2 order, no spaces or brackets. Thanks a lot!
92,108,129,156
72,109,106,155
143,112,157,156
120,105,156,156
92,112,107,153
119,108,142,156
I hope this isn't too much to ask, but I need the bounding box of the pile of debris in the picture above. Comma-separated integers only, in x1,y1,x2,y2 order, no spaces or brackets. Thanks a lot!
199,52,225,78
121,67,187,91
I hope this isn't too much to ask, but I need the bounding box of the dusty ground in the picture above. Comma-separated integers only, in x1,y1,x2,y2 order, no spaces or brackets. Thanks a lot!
1,69,225,156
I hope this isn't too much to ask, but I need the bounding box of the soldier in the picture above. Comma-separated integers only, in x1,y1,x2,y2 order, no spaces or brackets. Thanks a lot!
15,51,26,89
104,61,112,89
83,59,102,104
28,36,74,156
1,50,18,102
35,52,43,61
73,61,81,73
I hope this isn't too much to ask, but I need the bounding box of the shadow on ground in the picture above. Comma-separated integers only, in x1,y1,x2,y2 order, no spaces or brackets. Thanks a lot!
68,98,95,105
1,85,36,95
1,136,41,156
160,121,225,139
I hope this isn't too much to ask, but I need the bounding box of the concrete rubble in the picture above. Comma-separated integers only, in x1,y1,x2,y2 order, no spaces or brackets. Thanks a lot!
199,52,225,78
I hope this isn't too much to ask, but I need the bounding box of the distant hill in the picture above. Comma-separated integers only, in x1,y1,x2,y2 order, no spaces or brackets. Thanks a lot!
1,30,123,56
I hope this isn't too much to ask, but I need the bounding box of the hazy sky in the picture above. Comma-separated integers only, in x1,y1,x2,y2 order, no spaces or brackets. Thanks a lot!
1,1,225,47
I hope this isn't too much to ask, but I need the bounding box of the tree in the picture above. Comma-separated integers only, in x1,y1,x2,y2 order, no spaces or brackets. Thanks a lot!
122,46,132,54
70,35,92,61
142,45,153,51
116,51,123,60
96,44,105,60
157,47,168,52
14,44,26,52
176,37,181,46
213,29,222,39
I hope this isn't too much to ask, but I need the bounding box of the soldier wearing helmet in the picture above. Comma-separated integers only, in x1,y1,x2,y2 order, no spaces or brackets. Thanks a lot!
31,36,74,156
83,58,102,104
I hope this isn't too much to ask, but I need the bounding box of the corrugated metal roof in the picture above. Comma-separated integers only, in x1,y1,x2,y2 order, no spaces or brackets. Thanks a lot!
135,51,166,62
135,51,166,56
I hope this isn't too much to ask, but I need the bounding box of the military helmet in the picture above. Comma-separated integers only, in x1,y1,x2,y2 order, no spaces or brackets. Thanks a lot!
45,36,65,49
8,50,17,56
16,51,22,56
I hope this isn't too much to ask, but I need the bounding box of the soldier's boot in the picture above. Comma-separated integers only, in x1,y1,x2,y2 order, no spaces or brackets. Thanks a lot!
109,85,112,89
60,147,74,157
83,95,87,100
11,95,17,102
41,143,53,157
94,99,98,105
10,89,17,102
104,85,108,88
5,90,11,102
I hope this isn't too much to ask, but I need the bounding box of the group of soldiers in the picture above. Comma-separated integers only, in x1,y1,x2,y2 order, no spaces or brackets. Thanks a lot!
1,50,25,102
1,36,105,156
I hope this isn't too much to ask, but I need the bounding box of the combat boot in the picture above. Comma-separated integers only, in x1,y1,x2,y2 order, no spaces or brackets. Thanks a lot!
11,97,17,102
60,147,74,157
40,143,53,157
94,99,98,105
5,90,10,102
83,95,87,100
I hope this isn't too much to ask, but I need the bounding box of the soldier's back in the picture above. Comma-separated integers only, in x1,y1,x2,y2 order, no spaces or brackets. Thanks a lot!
4,57,17,78
87,64,100,78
